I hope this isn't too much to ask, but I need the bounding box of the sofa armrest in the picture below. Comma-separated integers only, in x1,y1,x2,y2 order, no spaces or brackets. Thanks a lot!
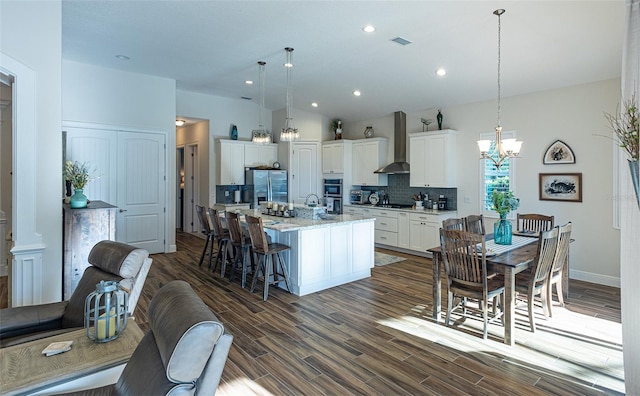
0,301,68,340
195,331,233,395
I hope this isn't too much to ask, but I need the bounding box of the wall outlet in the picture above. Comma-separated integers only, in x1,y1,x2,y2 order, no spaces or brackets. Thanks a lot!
225,191,229,197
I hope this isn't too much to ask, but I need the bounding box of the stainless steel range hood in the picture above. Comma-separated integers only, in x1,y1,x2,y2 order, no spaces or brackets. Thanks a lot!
374,111,410,174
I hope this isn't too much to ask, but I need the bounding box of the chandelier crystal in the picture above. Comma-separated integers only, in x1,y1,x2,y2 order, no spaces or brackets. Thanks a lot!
252,61,272,144
280,47,300,141
477,9,522,170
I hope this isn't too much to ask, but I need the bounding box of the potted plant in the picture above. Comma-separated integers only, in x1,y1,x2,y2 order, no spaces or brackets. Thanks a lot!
491,189,520,245
604,93,639,208
64,160,95,208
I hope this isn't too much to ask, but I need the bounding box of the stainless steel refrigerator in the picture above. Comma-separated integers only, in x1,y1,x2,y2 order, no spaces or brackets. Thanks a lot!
244,170,288,209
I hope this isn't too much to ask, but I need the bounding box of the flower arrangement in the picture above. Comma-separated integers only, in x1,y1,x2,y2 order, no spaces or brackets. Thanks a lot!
64,160,95,190
604,93,639,161
491,190,520,218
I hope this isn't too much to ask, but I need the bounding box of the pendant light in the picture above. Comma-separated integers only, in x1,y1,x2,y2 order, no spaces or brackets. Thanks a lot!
477,9,522,169
280,47,300,141
252,61,271,144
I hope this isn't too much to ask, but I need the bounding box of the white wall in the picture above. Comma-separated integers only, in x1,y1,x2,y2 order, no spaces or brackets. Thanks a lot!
1,0,63,303
62,60,177,252
176,89,273,205
346,79,622,286
272,107,328,143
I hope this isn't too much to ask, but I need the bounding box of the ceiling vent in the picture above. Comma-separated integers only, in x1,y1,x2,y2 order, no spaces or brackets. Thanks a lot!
391,37,412,46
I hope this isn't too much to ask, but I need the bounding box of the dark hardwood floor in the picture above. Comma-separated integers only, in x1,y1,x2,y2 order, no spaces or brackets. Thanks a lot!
136,231,624,395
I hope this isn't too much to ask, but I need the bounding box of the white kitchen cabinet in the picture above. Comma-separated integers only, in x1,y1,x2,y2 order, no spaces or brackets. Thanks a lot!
217,139,245,185
343,206,364,216
322,140,353,174
397,211,410,249
244,143,278,168
409,130,457,188
409,212,457,253
352,138,388,186
368,208,399,247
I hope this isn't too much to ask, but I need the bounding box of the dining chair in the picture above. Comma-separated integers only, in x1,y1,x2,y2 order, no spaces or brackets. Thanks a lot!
548,222,572,317
245,214,292,301
225,211,255,288
516,213,554,233
439,229,505,340
208,208,232,275
514,227,559,332
195,205,216,268
465,214,486,235
442,217,465,231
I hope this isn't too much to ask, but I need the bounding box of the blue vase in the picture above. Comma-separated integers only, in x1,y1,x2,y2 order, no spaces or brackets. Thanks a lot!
494,214,512,245
70,188,88,209
231,125,238,140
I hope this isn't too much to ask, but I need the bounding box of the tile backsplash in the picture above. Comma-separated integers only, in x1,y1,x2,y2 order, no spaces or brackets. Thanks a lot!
355,174,457,210
215,185,246,204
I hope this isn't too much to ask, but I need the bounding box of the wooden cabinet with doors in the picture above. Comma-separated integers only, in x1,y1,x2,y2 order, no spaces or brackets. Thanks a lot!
352,138,388,186
217,139,245,185
244,143,278,168
409,130,457,188
322,140,352,174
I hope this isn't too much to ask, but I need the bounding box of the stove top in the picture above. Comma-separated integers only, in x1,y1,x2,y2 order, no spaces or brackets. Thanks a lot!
376,204,414,209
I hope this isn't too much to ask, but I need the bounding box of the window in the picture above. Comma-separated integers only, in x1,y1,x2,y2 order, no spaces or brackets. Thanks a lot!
479,130,516,218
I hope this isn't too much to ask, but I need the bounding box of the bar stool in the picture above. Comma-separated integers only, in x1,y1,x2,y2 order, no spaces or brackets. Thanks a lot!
208,208,232,275
245,214,292,301
195,205,215,268
225,211,255,288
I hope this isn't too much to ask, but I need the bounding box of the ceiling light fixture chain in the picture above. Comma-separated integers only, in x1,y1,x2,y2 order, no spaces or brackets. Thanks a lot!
477,8,522,170
280,47,300,142
252,61,271,144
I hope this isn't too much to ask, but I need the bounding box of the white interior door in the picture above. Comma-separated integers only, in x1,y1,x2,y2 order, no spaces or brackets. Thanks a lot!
291,143,318,204
116,132,166,253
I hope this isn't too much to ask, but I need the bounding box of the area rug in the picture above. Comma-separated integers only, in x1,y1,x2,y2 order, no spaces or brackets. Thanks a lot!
374,252,406,266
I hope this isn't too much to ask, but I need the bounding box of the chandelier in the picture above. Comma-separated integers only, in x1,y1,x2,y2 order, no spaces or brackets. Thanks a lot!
252,61,272,144
477,9,522,170
280,47,300,141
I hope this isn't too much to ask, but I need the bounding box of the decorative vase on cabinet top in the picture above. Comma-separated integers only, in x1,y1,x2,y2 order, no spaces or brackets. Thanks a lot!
70,188,88,209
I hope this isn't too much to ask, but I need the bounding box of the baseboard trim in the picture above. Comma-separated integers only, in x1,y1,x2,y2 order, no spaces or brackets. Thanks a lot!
569,269,620,288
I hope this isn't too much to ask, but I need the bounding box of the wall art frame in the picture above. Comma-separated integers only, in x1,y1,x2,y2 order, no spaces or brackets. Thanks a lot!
539,173,582,202
543,140,575,164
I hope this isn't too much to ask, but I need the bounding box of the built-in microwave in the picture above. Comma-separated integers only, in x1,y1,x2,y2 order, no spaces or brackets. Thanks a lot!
324,179,343,214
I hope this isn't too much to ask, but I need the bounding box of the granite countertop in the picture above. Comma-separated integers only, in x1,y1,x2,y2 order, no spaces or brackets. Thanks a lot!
237,209,375,232
346,204,457,215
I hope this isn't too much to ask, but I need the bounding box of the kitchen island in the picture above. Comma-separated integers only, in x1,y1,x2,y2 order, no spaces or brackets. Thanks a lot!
237,210,375,296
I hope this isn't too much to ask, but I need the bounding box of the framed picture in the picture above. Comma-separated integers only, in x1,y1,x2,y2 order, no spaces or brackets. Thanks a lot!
539,173,582,202
543,140,575,164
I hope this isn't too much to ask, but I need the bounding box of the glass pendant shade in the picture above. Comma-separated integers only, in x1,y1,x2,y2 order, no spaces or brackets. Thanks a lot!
252,61,272,144
477,9,522,170
280,47,299,142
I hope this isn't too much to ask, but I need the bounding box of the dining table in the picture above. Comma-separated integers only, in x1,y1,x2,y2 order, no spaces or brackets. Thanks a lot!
428,233,545,346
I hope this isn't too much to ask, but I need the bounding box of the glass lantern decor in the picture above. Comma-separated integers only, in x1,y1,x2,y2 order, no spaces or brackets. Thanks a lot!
84,280,128,342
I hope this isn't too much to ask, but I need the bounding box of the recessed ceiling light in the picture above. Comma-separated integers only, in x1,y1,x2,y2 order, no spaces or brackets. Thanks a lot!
435,68,447,76
363,25,375,33
311,102,319,108
353,90,362,96
175,120,186,127
245,80,254,85
115,54,130,60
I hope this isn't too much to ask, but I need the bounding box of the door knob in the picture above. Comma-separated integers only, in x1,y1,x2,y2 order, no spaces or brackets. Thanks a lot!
119,209,128,213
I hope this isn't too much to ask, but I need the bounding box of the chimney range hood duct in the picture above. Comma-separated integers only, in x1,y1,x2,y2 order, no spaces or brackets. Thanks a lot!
374,111,410,174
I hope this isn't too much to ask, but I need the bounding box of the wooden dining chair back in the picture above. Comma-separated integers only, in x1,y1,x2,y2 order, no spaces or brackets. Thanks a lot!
439,229,505,339
517,213,554,233
464,214,485,235
548,222,572,316
442,217,465,231
207,208,232,274
224,211,255,287
514,227,559,332
245,215,292,301
195,205,215,268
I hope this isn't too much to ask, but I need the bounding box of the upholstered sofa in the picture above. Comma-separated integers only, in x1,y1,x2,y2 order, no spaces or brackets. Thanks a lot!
59,280,233,395
0,240,152,347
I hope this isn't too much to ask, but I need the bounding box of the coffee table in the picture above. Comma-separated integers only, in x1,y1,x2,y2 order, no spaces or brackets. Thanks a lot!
0,321,143,395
